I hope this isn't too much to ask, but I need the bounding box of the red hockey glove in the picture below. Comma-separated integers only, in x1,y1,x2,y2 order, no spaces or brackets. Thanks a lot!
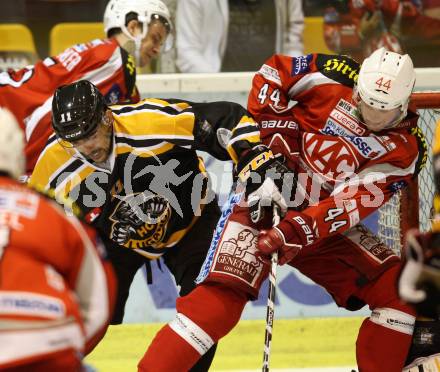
257,211,316,265
399,229,440,318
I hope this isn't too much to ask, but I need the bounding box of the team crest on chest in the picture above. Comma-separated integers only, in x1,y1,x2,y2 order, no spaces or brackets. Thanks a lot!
109,193,171,249
302,133,358,181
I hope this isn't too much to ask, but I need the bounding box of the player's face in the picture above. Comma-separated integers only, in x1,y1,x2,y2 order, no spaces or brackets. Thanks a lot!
358,100,401,132
138,20,168,67
71,111,113,163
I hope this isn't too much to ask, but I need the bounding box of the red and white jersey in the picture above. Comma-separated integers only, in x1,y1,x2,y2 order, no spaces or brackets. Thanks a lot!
248,53,427,239
0,176,116,369
0,38,140,174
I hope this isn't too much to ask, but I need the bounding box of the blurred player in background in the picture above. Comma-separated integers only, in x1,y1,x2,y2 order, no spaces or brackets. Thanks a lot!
0,0,172,175
140,48,430,372
324,0,440,67
398,119,440,371
0,108,116,371
29,80,286,371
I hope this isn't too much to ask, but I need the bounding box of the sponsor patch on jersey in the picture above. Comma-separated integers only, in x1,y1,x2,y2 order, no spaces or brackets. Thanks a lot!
321,122,387,159
105,83,122,104
316,54,359,87
348,210,360,228
211,221,264,287
336,98,360,121
322,118,353,137
411,126,428,173
388,180,407,193
0,190,39,219
196,191,243,284
258,64,281,85
343,199,357,213
85,207,102,223
291,54,312,75
330,108,365,136
0,292,65,318
342,135,388,159
375,135,397,152
355,225,396,263
260,119,298,130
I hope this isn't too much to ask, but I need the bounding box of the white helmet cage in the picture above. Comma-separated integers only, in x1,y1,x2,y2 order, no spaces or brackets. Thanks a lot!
0,108,25,179
355,47,416,128
103,0,173,63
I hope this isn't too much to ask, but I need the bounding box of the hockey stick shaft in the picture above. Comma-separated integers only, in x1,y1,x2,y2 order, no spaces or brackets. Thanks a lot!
262,205,281,372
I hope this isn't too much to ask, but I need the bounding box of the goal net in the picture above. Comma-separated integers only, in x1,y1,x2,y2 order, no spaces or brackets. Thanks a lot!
378,92,440,255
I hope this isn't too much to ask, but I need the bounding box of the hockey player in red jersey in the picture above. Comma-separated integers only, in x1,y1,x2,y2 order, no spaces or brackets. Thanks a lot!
0,0,172,175
0,108,116,371
140,48,427,372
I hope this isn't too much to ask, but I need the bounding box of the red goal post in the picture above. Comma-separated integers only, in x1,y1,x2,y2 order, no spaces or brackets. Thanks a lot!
378,91,440,255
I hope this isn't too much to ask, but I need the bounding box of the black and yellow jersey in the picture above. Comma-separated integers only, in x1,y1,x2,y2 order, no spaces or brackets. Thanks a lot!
29,98,261,259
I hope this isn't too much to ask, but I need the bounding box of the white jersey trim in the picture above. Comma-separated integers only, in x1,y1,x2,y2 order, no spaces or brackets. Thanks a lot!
370,307,415,335
288,72,339,99
0,320,84,366
169,312,214,355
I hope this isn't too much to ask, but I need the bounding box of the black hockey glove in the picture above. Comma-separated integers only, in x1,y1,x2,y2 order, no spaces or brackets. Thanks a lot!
235,145,296,223
399,229,440,318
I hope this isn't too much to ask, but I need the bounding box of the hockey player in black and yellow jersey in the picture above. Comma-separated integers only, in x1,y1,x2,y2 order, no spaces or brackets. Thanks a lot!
29,80,290,371
399,120,440,371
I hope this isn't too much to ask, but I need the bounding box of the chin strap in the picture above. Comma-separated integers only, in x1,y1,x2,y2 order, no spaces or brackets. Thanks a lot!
121,19,148,66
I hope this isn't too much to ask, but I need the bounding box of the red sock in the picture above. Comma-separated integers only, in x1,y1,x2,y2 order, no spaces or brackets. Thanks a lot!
138,283,247,372
355,264,416,371
138,324,200,372
356,310,414,372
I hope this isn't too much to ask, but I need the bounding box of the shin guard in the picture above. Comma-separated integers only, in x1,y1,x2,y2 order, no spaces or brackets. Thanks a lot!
138,283,247,372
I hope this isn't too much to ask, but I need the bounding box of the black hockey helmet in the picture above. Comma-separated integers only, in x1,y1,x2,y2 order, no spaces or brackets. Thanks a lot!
52,80,107,142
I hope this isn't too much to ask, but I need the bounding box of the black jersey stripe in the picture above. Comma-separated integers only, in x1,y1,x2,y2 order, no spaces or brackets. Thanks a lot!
46,134,58,146
49,158,84,189
232,125,260,138
115,135,193,148
111,102,183,116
